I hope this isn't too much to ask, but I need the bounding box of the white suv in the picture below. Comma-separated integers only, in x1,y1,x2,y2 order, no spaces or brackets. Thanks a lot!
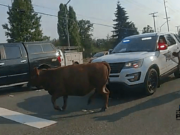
92,33,180,96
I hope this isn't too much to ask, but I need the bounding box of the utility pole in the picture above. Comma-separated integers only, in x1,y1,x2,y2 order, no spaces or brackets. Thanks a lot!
149,12,158,32
160,18,170,32
163,0,170,32
176,26,180,33
65,0,71,49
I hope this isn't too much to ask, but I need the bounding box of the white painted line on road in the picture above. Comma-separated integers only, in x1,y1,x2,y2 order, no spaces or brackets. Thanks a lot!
0,107,57,129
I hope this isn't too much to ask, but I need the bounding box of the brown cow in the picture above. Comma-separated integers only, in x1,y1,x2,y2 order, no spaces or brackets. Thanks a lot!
29,62,111,112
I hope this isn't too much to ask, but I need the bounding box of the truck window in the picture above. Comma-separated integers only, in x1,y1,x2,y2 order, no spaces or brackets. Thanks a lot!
42,44,55,52
27,45,43,54
4,46,21,59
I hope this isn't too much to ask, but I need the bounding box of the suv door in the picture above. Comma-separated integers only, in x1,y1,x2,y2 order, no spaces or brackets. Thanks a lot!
157,35,171,75
164,34,179,70
0,45,9,86
171,34,180,64
4,44,29,85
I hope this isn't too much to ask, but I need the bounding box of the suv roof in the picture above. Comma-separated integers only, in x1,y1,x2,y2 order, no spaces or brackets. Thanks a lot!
125,32,175,39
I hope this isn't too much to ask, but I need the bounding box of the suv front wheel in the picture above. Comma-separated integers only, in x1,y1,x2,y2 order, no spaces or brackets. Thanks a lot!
144,68,158,96
174,66,180,78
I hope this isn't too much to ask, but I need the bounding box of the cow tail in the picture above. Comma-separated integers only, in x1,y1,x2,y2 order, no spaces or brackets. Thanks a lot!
102,62,111,84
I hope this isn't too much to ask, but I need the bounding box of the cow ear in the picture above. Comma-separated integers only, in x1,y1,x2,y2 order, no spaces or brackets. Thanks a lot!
34,67,40,76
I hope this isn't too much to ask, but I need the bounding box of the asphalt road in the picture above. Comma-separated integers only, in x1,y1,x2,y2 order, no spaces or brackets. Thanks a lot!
1,75,180,135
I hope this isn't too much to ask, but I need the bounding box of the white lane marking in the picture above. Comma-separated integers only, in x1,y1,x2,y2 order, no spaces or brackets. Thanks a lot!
0,107,57,129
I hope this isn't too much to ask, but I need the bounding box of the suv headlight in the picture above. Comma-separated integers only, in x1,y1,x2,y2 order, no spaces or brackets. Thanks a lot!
124,59,144,69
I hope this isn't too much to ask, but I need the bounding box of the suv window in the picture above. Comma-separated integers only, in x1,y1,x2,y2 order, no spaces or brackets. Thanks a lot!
4,45,21,59
42,44,55,52
0,49,1,60
174,34,180,43
165,34,176,46
0,46,3,60
27,45,43,54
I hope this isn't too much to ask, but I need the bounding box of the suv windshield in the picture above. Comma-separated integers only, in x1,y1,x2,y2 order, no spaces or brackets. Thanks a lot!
112,36,158,53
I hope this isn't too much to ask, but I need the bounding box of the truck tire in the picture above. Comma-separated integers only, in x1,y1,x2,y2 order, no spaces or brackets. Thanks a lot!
143,68,158,96
174,66,180,78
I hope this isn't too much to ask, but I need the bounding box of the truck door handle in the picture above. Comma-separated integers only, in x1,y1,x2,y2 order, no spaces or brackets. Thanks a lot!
21,60,26,63
0,63,5,66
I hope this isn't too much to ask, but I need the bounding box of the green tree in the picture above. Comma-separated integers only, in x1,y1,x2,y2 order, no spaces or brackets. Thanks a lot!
2,0,43,43
57,4,81,47
68,6,81,46
142,25,154,33
78,19,94,57
57,3,67,46
112,1,138,45
42,36,50,41
127,21,139,35
51,38,60,46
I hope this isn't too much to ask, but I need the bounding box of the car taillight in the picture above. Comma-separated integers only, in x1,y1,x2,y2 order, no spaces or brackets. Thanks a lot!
57,56,61,63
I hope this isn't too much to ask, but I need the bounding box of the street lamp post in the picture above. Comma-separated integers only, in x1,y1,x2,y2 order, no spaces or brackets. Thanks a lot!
160,21,167,32
160,19,170,32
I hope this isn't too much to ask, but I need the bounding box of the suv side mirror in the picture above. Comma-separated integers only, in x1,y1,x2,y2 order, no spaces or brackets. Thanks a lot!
158,44,168,50
109,49,113,54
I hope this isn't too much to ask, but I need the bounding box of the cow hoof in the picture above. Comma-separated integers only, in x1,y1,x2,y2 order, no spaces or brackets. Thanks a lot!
54,106,62,111
87,99,92,105
61,106,66,111
100,107,108,112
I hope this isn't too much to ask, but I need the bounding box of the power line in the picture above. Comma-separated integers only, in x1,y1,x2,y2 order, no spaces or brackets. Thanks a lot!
33,3,111,22
0,3,9,7
36,11,57,17
0,3,142,32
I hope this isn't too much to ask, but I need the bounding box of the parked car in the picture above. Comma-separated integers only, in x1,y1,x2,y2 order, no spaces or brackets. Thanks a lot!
0,41,61,89
90,51,109,61
92,32,180,96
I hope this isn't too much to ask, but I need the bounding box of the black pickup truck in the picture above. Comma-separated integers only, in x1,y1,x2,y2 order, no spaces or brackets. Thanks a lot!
0,41,61,89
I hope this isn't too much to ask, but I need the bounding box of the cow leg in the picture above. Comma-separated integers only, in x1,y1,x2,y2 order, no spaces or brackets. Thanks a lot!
87,90,97,105
51,95,61,111
62,95,68,110
100,87,110,112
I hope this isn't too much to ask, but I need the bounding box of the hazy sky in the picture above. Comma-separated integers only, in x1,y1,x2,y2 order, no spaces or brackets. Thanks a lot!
0,0,180,43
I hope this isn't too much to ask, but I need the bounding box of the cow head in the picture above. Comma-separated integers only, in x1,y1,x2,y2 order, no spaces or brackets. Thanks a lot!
29,67,43,88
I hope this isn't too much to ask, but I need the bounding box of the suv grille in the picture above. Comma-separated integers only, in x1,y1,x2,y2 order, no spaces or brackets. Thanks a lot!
109,63,125,74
